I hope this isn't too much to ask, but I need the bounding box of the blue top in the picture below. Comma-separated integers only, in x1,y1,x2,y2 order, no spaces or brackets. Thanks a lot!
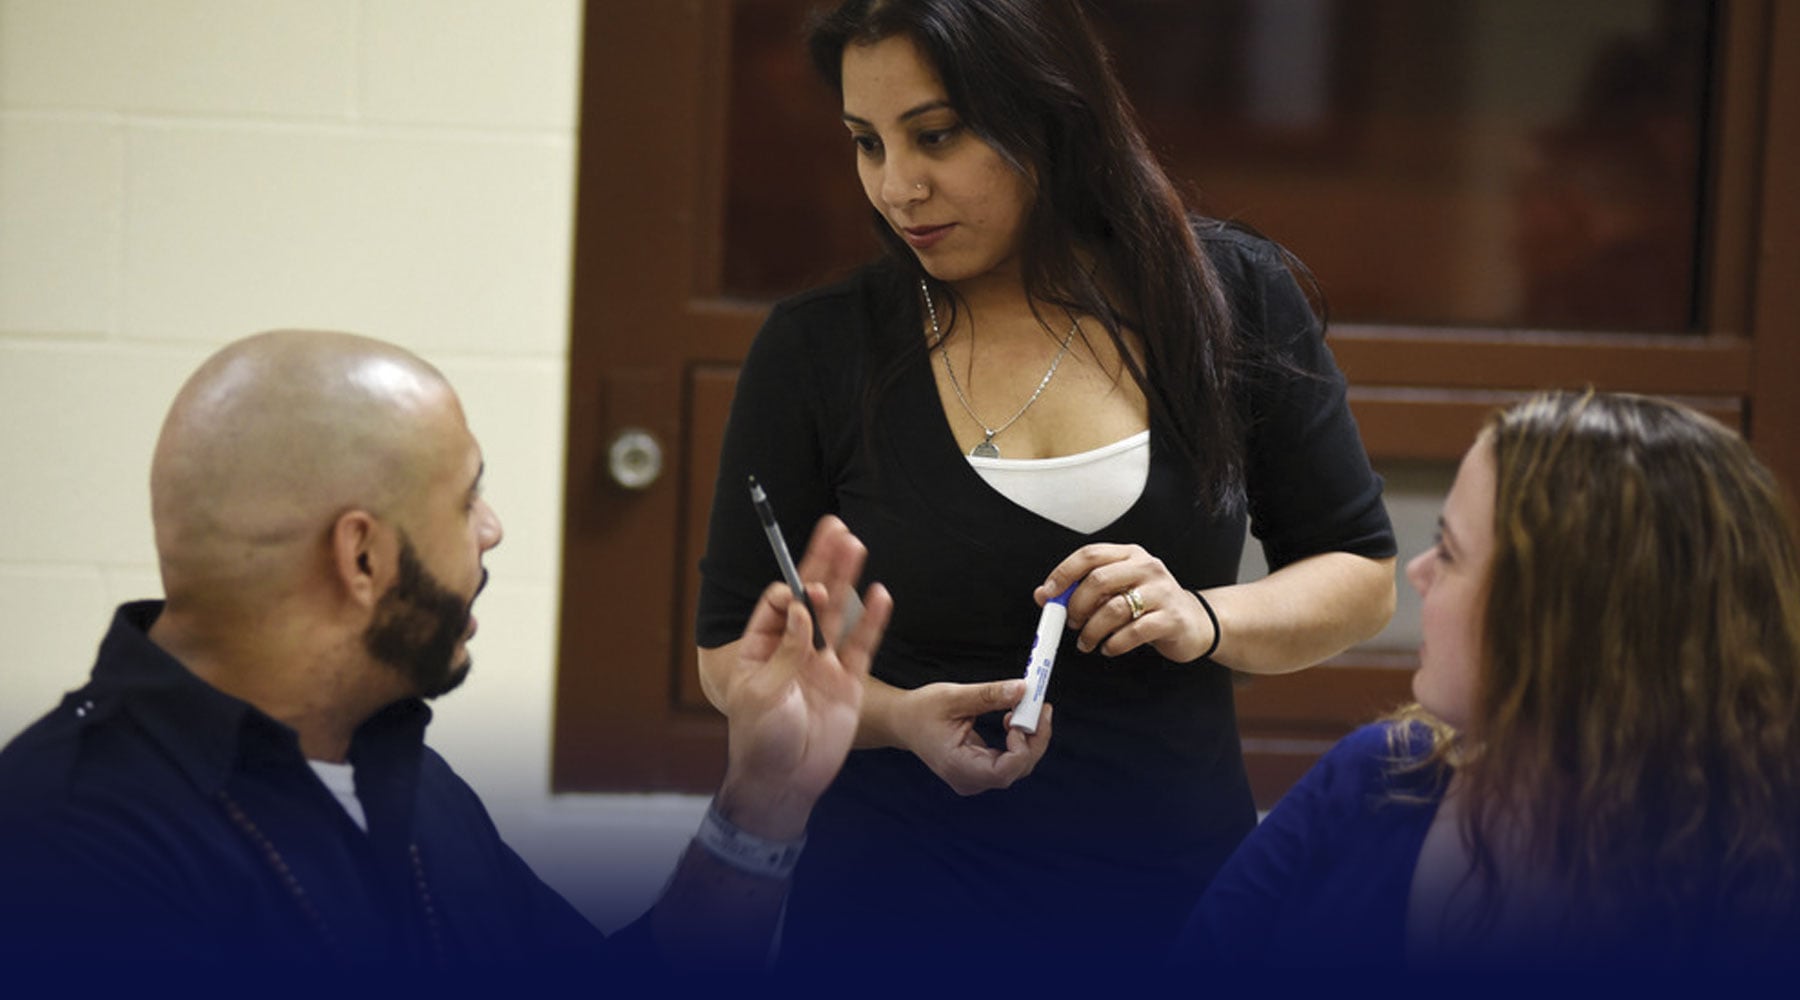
1175,722,1441,969
1175,721,1800,973
0,602,639,971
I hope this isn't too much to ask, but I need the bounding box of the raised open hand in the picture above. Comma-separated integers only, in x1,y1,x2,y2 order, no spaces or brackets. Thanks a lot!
717,517,892,839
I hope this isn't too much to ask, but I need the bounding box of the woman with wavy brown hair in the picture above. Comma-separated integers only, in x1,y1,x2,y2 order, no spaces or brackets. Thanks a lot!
1177,390,1800,970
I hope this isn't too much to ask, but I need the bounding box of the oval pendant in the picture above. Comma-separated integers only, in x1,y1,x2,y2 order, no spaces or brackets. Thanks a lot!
971,440,1000,459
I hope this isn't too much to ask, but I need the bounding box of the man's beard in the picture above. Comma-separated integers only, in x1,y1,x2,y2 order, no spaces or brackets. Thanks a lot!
362,534,484,699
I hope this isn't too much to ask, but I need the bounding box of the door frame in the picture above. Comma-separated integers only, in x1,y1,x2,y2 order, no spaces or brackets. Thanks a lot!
553,0,1799,800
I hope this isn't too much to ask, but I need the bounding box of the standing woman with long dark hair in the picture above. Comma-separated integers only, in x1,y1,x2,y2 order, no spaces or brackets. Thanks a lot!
695,0,1397,967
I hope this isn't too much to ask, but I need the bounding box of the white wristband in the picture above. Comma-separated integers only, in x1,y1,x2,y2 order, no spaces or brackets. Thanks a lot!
694,799,806,879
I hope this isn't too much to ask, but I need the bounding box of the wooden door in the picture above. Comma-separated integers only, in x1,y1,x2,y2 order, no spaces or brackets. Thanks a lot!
555,0,1799,803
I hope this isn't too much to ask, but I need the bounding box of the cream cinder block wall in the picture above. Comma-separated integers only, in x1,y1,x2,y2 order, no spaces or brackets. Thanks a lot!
0,0,699,933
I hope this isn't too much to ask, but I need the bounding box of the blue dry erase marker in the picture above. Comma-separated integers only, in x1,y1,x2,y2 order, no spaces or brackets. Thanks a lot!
747,475,826,649
1012,581,1078,733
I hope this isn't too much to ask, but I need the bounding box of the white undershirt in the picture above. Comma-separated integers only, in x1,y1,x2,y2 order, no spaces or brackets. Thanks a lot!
968,430,1150,533
307,758,368,833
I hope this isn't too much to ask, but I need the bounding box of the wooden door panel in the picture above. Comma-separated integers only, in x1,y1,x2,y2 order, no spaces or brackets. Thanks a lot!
1747,1,1800,497
1348,390,1744,461
677,367,740,715
1332,331,1755,393
556,0,1795,809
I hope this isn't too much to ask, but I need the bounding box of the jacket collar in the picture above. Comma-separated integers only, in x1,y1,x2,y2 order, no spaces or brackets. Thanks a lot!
91,601,432,801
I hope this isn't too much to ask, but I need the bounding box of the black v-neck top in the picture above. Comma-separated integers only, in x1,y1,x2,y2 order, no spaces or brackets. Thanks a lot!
698,223,1396,967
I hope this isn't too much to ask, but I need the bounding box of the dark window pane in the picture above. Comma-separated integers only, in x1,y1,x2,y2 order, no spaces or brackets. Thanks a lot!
723,0,1712,332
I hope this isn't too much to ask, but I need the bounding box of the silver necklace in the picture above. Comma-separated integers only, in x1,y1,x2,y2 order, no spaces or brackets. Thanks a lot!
922,279,1077,459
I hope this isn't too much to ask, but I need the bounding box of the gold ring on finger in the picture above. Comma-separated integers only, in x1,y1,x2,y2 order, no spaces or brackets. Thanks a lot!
1122,587,1146,620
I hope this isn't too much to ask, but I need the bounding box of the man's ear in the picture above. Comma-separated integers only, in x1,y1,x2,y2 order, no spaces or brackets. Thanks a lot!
330,509,391,608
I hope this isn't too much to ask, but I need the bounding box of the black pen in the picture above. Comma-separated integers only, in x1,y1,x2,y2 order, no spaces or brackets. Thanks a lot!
747,476,826,649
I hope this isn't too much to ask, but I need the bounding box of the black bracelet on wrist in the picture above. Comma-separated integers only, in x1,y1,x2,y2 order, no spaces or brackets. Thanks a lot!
694,798,806,880
1194,589,1221,660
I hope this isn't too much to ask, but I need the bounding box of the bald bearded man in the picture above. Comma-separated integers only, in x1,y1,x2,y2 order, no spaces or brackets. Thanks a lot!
0,330,892,973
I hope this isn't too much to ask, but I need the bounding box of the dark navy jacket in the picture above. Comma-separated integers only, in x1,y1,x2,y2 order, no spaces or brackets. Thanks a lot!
0,601,629,971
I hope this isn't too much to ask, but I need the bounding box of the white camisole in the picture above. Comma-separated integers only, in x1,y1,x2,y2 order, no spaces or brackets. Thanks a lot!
968,430,1150,534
